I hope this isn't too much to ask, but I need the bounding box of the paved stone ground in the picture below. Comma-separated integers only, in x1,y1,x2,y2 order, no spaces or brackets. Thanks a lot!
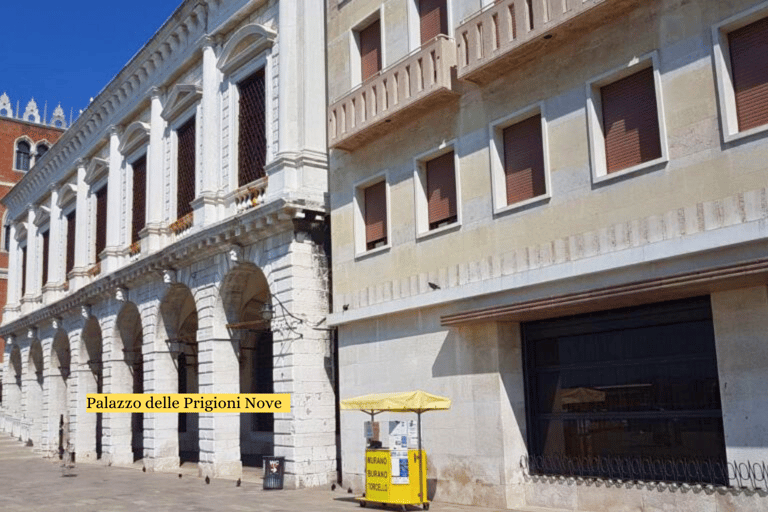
0,434,508,512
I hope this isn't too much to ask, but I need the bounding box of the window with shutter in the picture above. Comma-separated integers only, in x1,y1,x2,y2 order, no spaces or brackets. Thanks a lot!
364,181,387,250
176,117,196,218
426,151,457,229
419,0,448,45
41,229,49,286
728,16,768,132
95,186,108,258
238,70,267,187
131,155,147,244
66,211,76,275
20,245,27,297
359,19,381,81
15,141,30,171
601,67,661,174
503,114,546,205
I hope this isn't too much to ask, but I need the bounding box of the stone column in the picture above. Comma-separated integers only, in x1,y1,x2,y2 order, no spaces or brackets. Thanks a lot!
26,332,44,450
19,345,31,443
711,287,768,468
45,185,63,301
197,277,241,479
70,318,98,462
6,224,19,309
39,322,58,457
140,294,180,471
145,89,165,252
24,207,38,303
103,127,123,274
193,38,221,228
71,160,89,289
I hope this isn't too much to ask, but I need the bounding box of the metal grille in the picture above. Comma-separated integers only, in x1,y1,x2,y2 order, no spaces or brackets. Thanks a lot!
419,0,448,45
20,245,27,297
601,67,661,173
729,16,768,132
503,114,546,205
95,186,107,258
131,155,147,245
359,19,381,81
66,211,76,275
426,151,457,229
238,71,267,187
41,229,49,286
364,181,387,250
15,141,30,171
176,117,196,219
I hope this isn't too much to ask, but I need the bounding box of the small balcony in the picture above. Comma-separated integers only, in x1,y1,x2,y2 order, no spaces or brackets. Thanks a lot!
328,35,458,151
457,0,624,83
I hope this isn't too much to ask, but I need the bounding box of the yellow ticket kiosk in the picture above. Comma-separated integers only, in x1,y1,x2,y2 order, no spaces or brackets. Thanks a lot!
340,391,452,511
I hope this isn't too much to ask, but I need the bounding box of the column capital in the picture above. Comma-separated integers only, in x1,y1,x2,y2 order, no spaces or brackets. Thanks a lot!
150,86,165,100
109,125,122,137
74,157,87,169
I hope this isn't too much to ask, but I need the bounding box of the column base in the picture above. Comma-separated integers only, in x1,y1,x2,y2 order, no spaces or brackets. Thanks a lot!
198,460,243,479
103,450,135,467
144,456,180,472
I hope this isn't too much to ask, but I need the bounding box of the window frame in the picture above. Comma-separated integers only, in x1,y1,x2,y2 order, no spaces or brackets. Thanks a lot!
353,171,392,259
489,102,551,216
712,2,768,144
168,104,200,222
14,138,32,172
350,8,386,89
413,142,462,240
585,51,668,184
126,149,148,247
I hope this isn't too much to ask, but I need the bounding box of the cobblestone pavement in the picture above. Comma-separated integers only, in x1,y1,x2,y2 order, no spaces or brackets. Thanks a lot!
0,435,508,512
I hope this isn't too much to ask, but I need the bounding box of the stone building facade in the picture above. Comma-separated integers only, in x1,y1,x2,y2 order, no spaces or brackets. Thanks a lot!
0,0,336,488
327,0,768,510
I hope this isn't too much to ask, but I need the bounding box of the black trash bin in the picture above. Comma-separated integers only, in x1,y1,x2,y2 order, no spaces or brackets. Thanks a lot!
263,456,285,490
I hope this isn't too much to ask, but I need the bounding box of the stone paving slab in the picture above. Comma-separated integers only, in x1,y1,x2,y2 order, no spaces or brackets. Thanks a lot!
0,435,511,512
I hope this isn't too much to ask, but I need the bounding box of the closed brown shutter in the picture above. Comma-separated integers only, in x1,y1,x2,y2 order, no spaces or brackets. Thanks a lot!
131,155,147,244
420,0,448,45
41,229,49,286
360,20,382,81
601,67,661,173
364,181,387,249
238,70,267,186
20,245,27,297
503,114,546,204
66,211,76,275
729,16,768,132
95,185,107,258
177,117,196,218
426,151,457,228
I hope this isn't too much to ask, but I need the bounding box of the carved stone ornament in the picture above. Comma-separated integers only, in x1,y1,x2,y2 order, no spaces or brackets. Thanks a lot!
229,245,243,262
27,327,37,340
163,270,176,284
115,287,128,302
51,317,62,330
81,305,91,319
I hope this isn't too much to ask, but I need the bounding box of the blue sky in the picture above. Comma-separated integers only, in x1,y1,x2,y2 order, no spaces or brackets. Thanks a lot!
1,0,181,126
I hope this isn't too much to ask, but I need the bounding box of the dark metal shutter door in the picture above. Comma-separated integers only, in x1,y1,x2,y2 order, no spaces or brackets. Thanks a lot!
131,155,147,244
364,181,387,247
177,118,196,218
360,20,381,81
601,67,661,173
21,245,27,296
66,212,76,275
238,70,267,186
729,16,768,132
95,186,108,257
426,151,457,226
41,230,49,285
503,114,546,204
420,0,448,45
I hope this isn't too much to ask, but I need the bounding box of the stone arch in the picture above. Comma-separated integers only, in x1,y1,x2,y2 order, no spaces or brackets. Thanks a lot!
115,302,144,461
158,283,199,464
80,316,103,460
219,263,274,466
50,330,70,459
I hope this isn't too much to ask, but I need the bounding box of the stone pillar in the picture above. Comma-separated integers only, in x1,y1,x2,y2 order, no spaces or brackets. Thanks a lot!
197,279,241,479
26,333,44,450
44,185,63,302
193,38,221,228
6,224,19,308
711,287,768,467
40,322,57,456
71,160,89,289
70,320,98,462
24,207,37,302
103,127,123,274
141,296,180,471
145,89,165,252
19,345,31,442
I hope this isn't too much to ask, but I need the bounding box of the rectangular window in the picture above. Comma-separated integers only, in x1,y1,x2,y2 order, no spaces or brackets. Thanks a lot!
419,0,448,44
66,211,76,275
426,151,457,229
728,16,768,132
95,185,108,258
237,70,267,187
131,155,147,245
359,19,382,81
4,225,10,252
41,229,49,286
176,117,196,219
503,114,546,205
20,244,27,297
522,296,726,484
600,67,661,174
364,181,387,250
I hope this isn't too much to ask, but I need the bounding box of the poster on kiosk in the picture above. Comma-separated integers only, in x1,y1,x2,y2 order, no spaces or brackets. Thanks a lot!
365,420,420,484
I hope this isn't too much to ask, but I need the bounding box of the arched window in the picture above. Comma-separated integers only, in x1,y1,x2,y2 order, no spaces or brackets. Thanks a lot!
15,141,30,171
36,144,48,159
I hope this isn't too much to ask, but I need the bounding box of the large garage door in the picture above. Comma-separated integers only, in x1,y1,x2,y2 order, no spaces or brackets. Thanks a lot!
522,296,726,484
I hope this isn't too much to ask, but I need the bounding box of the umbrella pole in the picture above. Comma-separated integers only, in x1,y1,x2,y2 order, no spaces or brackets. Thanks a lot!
417,411,424,506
